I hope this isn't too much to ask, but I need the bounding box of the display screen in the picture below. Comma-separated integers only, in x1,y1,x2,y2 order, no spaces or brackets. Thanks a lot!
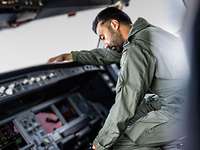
56,99,79,122
0,122,27,150
68,93,97,120
36,108,62,133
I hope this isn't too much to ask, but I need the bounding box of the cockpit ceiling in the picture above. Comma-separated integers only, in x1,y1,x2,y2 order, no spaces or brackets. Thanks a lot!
0,0,130,30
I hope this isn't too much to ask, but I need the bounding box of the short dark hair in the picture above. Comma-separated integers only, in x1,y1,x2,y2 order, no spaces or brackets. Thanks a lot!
92,7,132,34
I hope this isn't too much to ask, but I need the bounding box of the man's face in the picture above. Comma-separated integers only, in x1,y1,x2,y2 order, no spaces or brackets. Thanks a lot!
96,20,125,51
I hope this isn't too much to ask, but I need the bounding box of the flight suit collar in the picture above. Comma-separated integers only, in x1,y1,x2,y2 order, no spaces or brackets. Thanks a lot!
129,17,151,38
123,18,151,49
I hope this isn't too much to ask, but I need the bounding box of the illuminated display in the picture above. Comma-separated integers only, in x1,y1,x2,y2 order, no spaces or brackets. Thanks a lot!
0,122,27,150
36,108,62,133
56,99,79,122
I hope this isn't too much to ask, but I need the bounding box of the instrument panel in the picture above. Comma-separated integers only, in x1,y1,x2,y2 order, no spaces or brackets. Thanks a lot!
0,63,118,150
0,92,108,150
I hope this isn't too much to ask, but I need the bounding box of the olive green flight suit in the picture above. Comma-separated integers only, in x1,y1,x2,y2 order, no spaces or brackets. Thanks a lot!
71,18,189,150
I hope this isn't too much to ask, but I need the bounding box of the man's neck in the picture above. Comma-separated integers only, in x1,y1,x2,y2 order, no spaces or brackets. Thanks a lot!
120,24,132,41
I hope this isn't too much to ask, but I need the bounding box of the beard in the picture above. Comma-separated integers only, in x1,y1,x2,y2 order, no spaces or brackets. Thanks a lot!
107,28,125,52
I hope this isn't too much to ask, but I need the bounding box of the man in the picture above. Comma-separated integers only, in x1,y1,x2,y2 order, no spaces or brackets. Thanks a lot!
49,7,188,150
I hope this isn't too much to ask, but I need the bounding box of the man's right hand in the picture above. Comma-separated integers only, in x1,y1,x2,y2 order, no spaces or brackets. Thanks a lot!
48,53,73,63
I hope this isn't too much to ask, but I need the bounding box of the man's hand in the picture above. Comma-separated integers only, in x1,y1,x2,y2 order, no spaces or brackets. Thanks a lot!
48,53,73,63
92,144,96,150
88,143,96,150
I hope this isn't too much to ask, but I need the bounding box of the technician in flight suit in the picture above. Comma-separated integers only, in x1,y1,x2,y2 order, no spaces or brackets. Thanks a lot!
48,7,189,150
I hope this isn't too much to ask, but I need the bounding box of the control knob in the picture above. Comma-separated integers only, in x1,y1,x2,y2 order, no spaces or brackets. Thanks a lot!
0,86,6,94
22,79,29,85
5,88,14,95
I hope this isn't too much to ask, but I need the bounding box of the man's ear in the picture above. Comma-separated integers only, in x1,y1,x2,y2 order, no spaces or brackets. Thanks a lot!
110,19,120,31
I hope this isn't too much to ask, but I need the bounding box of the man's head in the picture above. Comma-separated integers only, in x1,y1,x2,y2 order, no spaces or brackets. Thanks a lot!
92,7,132,51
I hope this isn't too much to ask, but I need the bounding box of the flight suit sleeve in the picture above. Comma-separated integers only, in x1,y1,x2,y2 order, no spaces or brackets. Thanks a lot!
93,41,156,150
71,48,121,65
